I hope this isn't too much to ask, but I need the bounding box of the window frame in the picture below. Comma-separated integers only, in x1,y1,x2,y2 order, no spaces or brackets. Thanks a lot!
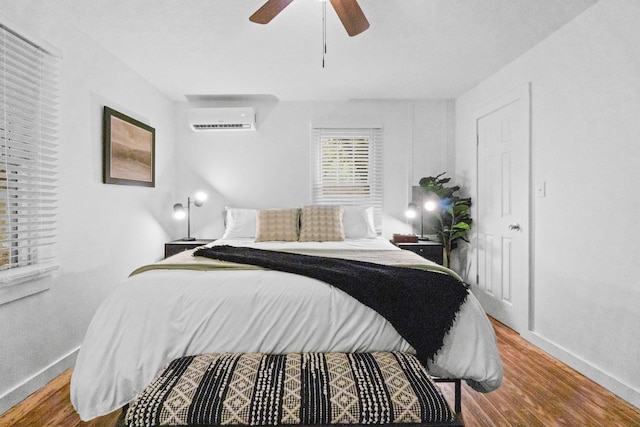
311,127,383,233
0,20,60,304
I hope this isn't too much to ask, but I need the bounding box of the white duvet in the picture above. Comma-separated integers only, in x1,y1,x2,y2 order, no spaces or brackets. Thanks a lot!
71,238,503,421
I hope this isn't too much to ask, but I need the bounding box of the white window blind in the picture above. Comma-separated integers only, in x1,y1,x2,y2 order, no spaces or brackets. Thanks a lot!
0,22,58,276
311,127,383,232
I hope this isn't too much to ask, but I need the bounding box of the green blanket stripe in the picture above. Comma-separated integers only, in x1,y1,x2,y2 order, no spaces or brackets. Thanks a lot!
129,261,263,276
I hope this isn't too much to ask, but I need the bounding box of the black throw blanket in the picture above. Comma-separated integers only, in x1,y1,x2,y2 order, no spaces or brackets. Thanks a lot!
194,245,468,364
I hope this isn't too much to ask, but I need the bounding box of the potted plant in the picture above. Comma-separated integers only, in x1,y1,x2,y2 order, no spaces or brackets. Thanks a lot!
418,172,472,268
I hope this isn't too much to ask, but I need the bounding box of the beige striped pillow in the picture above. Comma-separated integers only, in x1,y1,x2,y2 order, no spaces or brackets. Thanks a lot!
299,205,345,242
255,208,300,242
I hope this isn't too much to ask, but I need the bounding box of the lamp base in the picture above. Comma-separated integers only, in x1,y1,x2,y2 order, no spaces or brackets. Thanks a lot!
181,237,196,241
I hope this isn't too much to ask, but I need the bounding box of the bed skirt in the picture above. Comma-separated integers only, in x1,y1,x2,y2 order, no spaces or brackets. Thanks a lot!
122,352,462,427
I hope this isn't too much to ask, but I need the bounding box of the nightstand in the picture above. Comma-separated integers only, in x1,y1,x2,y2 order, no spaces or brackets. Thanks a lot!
395,241,443,265
164,239,215,258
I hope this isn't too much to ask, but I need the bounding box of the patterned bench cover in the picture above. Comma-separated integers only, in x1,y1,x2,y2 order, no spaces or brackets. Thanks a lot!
124,352,460,427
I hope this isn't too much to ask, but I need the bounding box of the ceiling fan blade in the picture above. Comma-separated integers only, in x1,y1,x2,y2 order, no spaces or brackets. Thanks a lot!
249,0,296,24
329,0,370,37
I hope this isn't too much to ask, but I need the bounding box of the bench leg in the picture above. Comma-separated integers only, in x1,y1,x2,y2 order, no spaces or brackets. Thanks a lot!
432,378,462,415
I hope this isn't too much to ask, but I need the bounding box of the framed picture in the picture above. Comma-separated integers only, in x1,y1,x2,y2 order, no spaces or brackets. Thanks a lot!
103,106,155,187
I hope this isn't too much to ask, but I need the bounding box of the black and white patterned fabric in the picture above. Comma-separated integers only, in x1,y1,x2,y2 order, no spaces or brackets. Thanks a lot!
125,352,457,427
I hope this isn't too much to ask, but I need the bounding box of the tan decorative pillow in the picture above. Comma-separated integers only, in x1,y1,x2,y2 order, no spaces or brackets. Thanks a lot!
255,209,300,242
299,205,345,242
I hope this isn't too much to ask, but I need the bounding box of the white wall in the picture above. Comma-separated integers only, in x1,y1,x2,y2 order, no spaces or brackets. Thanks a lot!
174,99,453,240
0,3,176,412
455,0,640,407
0,4,454,414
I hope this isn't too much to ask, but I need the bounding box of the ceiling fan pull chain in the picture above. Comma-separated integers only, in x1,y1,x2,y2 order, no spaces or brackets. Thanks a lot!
322,0,327,68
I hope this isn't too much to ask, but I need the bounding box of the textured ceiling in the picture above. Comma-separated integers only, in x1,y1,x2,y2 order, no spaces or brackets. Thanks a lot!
7,0,599,101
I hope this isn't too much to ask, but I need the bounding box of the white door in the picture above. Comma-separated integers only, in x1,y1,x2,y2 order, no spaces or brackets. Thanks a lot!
475,86,530,333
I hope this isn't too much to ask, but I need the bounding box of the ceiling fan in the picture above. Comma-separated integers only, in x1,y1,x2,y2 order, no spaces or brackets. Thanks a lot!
250,0,370,37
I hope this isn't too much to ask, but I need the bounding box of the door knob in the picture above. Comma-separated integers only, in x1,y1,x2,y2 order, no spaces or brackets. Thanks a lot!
508,223,521,231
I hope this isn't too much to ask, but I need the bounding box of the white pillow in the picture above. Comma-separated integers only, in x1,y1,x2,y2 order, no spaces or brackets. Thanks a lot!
222,207,256,239
342,206,377,238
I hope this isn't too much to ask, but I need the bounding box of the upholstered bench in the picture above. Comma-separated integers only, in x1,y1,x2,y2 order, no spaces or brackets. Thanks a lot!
121,351,462,427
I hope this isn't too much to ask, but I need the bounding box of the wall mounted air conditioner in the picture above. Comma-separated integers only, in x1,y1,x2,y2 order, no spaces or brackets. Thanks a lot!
188,107,256,131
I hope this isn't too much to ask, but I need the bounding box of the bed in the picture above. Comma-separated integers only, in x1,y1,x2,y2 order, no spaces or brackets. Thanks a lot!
71,206,503,425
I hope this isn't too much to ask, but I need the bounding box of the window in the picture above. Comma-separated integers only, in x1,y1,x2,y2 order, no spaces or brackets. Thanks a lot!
311,127,383,232
0,21,59,299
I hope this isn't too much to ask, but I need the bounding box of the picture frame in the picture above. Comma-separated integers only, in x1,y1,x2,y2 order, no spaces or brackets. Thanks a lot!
103,106,155,187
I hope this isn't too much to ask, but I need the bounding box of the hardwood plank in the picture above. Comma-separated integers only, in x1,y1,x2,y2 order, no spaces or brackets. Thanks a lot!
1,318,639,426
0,369,120,427
436,318,640,426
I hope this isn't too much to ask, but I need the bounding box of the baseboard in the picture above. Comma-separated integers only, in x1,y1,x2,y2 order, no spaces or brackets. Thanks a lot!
3,337,638,415
522,330,640,409
0,346,80,415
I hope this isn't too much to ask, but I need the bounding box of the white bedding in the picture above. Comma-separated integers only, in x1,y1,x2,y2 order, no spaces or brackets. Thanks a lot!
71,238,502,420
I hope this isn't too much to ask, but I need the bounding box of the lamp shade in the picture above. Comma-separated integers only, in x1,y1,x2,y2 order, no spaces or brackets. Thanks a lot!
405,203,418,219
173,203,186,219
424,200,437,212
193,191,207,207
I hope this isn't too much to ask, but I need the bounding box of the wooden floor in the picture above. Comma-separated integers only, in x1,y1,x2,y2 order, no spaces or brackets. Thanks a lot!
1,318,639,427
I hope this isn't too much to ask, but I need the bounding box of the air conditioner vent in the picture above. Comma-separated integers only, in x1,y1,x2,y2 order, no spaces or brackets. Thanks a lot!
192,123,253,130
188,107,256,131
